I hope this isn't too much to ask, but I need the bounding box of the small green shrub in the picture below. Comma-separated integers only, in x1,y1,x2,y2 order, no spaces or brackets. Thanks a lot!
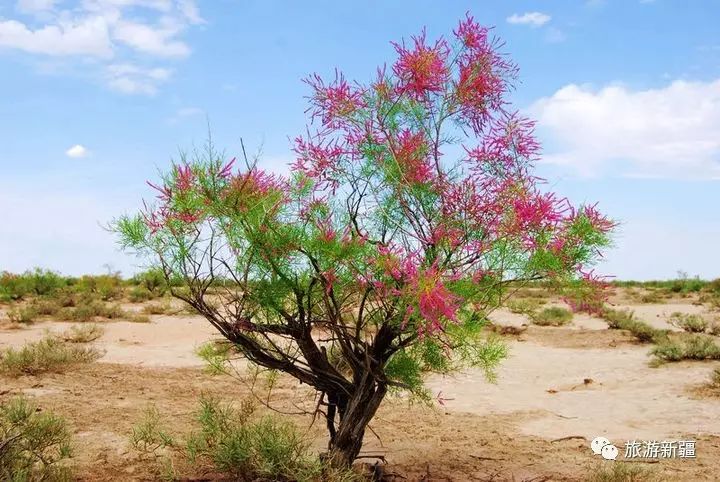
669,312,708,333
128,286,153,303
0,336,102,376
586,461,658,482
31,298,62,316
76,274,123,301
187,396,322,480
130,269,169,298
602,309,667,343
128,313,151,323
142,302,172,315
58,299,126,322
651,334,720,363
639,290,664,304
129,397,355,481
709,322,720,336
0,272,32,301
7,306,39,324
531,306,573,326
603,308,635,329
0,396,73,481
710,367,720,387
60,324,104,343
506,298,542,315
131,405,175,455
195,341,233,375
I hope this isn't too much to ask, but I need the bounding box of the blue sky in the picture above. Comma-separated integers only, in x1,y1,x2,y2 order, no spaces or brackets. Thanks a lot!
1,0,719,280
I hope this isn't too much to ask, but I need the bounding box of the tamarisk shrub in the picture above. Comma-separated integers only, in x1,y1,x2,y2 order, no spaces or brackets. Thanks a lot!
114,14,614,467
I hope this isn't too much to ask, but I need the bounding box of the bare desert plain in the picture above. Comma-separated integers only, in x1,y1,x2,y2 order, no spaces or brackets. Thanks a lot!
2,286,720,481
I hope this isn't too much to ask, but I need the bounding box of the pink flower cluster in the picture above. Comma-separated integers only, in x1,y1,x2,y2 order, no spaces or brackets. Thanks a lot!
392,29,450,100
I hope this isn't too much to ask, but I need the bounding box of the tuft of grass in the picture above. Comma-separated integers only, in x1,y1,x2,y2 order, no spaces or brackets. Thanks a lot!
709,321,720,336
31,298,62,316
669,312,708,333
0,336,102,376
128,286,153,303
195,341,233,375
129,397,357,481
7,305,39,324
141,302,173,315
0,396,73,481
586,461,659,482
638,290,665,304
531,306,573,326
59,324,104,343
651,334,720,363
128,313,151,323
131,405,175,455
710,367,720,387
602,309,667,343
186,396,325,481
506,298,542,315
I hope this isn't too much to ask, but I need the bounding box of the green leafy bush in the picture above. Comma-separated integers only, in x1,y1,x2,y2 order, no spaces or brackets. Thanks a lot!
76,274,123,301
531,306,573,326
0,396,73,482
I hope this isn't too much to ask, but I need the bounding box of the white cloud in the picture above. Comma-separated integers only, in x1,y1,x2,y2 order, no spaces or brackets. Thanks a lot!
1,0,202,93
106,63,172,94
0,16,114,57
506,12,551,27
529,79,720,179
66,144,89,158
112,18,189,57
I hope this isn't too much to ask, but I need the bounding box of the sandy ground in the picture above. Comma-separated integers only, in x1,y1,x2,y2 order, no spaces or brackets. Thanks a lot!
2,293,720,481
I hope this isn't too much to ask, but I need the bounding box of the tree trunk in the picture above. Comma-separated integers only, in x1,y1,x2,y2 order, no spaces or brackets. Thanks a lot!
327,379,387,467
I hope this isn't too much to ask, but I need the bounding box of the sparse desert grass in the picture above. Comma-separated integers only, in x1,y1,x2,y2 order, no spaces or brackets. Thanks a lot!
141,301,173,315
638,290,665,304
130,405,175,455
669,312,709,333
130,396,357,481
602,309,667,343
710,367,720,388
506,298,543,315
531,307,573,326
128,286,154,303
6,305,39,324
651,334,720,363
0,396,73,481
59,324,105,343
128,312,152,323
0,336,102,376
709,321,720,336
196,341,233,375
585,461,658,482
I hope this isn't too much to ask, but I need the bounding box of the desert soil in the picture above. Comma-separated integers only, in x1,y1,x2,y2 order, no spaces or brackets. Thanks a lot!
2,291,720,481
